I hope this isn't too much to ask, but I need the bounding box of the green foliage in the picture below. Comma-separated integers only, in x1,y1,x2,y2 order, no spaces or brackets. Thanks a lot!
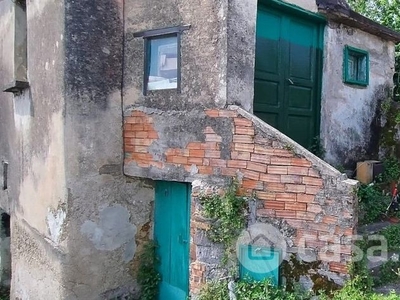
374,258,400,286
357,183,391,224
199,181,247,258
309,136,325,159
382,157,400,183
198,277,400,300
198,279,312,300
381,224,400,251
197,280,230,300
0,287,9,300
137,241,161,300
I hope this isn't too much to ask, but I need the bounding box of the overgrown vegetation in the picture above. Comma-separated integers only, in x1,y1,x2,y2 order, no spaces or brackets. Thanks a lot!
357,157,400,224
381,224,400,251
199,180,247,264
136,241,161,300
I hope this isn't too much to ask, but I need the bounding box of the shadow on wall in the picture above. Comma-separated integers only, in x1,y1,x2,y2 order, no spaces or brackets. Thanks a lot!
64,0,123,114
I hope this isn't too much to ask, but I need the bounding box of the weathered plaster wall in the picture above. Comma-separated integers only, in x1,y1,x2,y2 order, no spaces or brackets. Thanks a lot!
124,0,256,112
62,0,154,298
10,0,68,297
282,0,318,12
321,22,395,168
0,0,15,214
123,106,358,295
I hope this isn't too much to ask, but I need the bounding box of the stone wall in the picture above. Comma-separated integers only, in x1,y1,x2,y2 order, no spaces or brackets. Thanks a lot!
124,105,358,294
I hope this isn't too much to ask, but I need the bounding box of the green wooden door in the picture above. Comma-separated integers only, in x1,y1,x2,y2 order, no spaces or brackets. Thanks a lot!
154,181,191,300
254,5,323,149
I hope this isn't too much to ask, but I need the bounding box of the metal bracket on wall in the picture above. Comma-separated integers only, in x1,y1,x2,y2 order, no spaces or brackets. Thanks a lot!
3,80,29,96
2,162,8,190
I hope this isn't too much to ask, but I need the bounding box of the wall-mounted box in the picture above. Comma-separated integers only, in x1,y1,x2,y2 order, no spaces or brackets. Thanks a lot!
356,160,384,184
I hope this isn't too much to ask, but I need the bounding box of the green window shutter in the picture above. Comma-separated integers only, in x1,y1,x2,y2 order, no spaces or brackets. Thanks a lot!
343,45,369,86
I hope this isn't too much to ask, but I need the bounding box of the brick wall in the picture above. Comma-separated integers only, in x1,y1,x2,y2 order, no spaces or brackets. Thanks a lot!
124,105,358,292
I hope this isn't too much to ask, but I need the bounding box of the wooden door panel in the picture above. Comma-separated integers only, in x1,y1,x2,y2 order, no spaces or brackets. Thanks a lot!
155,181,190,300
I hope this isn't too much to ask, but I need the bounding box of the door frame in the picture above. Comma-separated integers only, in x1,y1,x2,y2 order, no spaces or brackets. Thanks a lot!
256,0,326,147
154,180,191,299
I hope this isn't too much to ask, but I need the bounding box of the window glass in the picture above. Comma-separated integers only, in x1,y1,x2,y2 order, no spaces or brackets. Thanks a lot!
147,36,178,91
344,46,369,86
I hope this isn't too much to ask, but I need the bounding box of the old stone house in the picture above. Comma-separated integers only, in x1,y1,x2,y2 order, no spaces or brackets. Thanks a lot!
0,0,399,299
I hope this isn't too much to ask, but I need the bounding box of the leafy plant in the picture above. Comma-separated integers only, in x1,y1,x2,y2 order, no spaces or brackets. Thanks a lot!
199,180,247,263
198,280,230,300
374,258,400,286
380,224,400,251
137,241,161,300
379,157,400,184
357,183,391,224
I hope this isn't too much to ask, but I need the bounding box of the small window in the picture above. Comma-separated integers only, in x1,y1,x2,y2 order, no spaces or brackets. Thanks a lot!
134,25,190,95
343,46,369,86
147,36,178,91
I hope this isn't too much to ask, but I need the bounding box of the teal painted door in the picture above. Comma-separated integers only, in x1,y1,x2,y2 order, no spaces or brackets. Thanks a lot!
155,181,191,300
254,5,323,149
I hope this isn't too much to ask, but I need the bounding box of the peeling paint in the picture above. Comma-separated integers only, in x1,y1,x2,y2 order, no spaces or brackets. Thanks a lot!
81,205,137,253
46,208,66,244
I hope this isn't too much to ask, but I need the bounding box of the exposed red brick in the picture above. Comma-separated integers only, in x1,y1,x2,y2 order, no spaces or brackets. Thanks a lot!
205,134,222,142
297,194,315,203
296,211,316,221
272,149,293,157
170,156,188,164
130,124,144,131
257,191,276,201
149,161,164,169
260,174,281,183
271,157,292,165
198,166,213,174
235,126,255,135
247,162,267,173
148,131,159,139
254,145,274,155
306,185,321,195
210,159,227,168
323,215,339,224
231,151,251,160
134,131,148,139
291,158,312,167
234,118,253,127
219,110,238,118
285,184,306,193
123,124,133,131
268,166,288,175
189,149,205,158
133,146,148,153
241,169,260,180
265,201,285,210
124,131,136,138
307,203,323,214
280,175,302,184
257,209,276,217
308,222,330,233
234,143,255,152
250,153,270,164
276,210,296,219
233,135,254,144
242,179,263,190
201,142,219,150
205,109,219,117
329,262,348,274
205,150,221,158
285,202,307,211
132,138,153,146
266,183,285,192
227,160,247,168
221,168,237,176
187,142,202,149
288,166,309,176
308,168,320,177
203,158,210,166
303,177,323,186
276,193,297,202
285,219,305,228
